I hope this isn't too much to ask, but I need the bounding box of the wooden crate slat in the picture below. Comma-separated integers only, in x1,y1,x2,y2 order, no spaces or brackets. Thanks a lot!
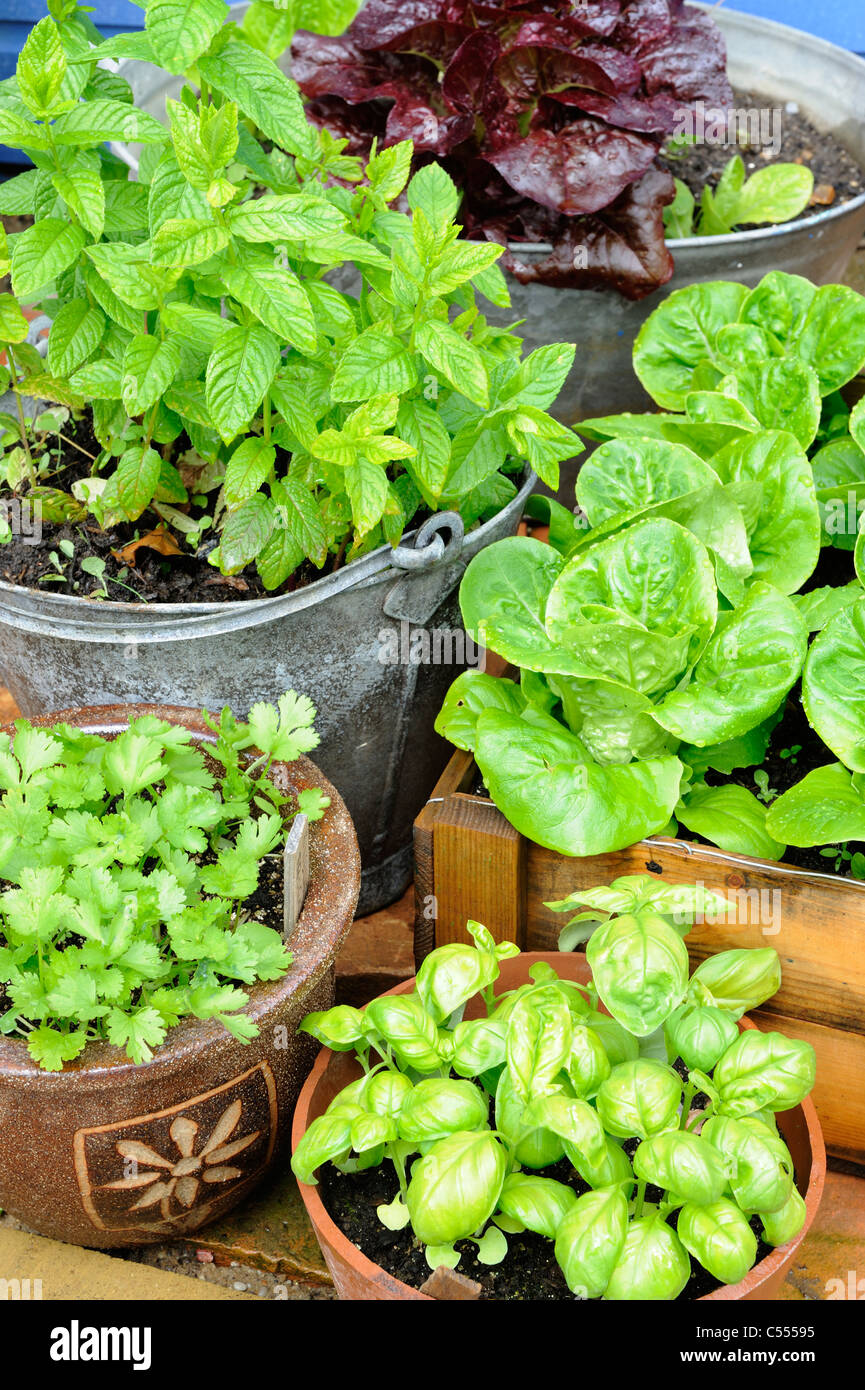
433,794,526,950
526,837,865,1036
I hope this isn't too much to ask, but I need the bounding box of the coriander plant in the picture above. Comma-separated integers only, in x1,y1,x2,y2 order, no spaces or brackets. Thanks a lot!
292,879,815,1299
0,1,579,592
0,693,329,1070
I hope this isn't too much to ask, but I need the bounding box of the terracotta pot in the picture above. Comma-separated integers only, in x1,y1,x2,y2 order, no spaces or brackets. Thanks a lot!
293,953,826,1301
0,703,361,1249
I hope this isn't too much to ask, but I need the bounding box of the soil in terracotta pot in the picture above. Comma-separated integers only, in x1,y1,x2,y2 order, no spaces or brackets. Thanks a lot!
657,87,864,224
317,1147,776,1301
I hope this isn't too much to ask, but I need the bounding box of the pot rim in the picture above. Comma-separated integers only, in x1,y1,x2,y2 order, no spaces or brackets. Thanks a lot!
292,953,827,1302
498,1,865,262
460,786,865,894
0,702,361,1083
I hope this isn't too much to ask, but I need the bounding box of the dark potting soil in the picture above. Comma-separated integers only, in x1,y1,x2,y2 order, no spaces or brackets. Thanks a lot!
0,415,327,604
658,88,864,223
317,1144,776,1301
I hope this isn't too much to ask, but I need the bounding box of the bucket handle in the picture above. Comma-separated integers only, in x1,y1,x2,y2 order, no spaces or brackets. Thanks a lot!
389,512,465,572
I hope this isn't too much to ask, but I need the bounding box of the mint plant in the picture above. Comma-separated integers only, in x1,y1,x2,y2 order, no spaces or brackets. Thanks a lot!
0,693,329,1070
292,887,815,1298
663,155,814,238
238,0,360,61
0,2,579,592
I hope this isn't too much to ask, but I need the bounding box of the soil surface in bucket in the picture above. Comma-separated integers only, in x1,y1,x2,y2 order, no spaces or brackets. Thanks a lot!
0,414,462,604
657,87,864,223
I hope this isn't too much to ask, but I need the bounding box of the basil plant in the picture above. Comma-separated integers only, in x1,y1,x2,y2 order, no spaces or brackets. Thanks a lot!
291,888,815,1299
0,1,580,589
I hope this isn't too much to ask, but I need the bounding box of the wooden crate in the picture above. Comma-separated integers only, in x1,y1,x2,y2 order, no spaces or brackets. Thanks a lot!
414,750,865,1164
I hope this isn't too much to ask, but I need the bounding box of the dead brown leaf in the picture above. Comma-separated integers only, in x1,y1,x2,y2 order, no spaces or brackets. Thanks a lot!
203,575,249,592
112,526,183,565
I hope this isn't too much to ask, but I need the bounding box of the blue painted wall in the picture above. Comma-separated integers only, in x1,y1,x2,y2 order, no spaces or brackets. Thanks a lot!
726,2,865,53
0,2,144,166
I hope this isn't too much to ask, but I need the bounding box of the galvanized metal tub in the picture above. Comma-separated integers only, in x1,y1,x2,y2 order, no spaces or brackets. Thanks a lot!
498,6,865,422
0,456,534,915
111,5,865,424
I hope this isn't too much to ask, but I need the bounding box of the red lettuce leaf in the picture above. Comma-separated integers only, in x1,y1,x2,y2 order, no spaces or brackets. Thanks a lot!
346,0,462,48
484,166,676,298
292,0,732,296
614,0,675,48
487,121,659,216
442,31,503,115
637,12,733,105
549,88,679,133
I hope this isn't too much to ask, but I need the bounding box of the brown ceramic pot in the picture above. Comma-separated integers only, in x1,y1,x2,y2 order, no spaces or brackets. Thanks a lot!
0,704,361,1249
293,953,826,1301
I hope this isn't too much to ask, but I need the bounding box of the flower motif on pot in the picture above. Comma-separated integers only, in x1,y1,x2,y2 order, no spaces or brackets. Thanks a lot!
72,1061,278,1233
104,1100,257,1221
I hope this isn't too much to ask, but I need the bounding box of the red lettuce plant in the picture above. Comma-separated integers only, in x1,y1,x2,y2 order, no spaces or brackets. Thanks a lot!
292,0,733,299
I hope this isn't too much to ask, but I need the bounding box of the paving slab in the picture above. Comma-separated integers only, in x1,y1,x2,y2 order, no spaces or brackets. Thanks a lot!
174,1165,330,1284
780,1167,865,1301
0,1227,252,1301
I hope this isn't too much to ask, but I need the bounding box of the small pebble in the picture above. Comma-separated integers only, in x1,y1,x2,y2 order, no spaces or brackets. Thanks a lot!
811,183,836,206
233,1281,248,1292
196,1249,214,1263
785,101,800,114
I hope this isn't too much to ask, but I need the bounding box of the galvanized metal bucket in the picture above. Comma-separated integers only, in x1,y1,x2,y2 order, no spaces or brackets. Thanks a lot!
0,446,533,913
111,6,865,425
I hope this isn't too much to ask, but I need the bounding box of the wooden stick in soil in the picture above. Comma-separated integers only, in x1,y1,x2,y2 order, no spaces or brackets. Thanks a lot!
283,813,310,937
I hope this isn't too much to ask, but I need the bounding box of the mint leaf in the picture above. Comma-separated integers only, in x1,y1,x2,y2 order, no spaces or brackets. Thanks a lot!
206,324,280,443
11,218,86,296
145,0,229,74
122,335,181,415
115,444,163,519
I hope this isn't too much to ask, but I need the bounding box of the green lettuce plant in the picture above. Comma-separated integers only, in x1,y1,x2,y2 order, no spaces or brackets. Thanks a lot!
435,498,809,860
291,883,815,1299
663,155,814,239
569,271,865,868
0,694,328,1069
579,271,865,544
436,270,865,868
763,535,865,852
0,2,579,593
